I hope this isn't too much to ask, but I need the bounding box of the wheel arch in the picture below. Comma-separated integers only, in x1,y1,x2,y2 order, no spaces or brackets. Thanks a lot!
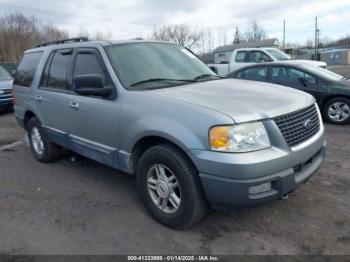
321,94,350,109
23,110,37,129
129,135,198,175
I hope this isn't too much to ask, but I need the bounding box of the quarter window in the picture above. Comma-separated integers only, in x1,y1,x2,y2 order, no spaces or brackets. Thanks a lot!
14,52,43,87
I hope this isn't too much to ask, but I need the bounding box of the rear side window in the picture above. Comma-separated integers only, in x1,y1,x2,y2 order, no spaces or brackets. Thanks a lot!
243,66,268,81
41,49,72,90
14,52,43,87
235,51,246,62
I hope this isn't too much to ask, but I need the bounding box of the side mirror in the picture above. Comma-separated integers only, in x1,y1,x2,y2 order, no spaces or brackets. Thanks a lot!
74,74,113,97
10,70,16,77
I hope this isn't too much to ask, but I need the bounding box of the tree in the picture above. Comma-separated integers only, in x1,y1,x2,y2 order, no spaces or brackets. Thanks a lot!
0,13,68,62
244,20,267,42
151,24,202,49
233,26,242,44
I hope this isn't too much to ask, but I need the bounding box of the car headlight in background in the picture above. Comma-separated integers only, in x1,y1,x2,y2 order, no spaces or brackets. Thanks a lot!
209,122,271,152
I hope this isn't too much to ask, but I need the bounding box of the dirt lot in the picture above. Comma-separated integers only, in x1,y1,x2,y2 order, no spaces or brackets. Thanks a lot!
0,111,349,255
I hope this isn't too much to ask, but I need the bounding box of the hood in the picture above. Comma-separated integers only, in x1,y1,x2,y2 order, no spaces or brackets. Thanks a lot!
281,60,327,67
0,79,13,89
151,79,314,123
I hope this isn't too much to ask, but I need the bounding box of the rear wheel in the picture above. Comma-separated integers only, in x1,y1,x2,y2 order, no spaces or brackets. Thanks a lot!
323,97,350,125
136,144,207,229
27,117,60,162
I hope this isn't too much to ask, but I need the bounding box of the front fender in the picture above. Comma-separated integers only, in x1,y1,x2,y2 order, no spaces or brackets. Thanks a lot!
124,116,206,153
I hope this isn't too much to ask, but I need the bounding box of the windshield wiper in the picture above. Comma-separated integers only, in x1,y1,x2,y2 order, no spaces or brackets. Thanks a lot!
342,76,349,80
193,74,225,81
130,78,198,88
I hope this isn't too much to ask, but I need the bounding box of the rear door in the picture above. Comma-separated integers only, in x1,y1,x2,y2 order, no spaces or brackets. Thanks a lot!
35,49,72,142
66,48,120,168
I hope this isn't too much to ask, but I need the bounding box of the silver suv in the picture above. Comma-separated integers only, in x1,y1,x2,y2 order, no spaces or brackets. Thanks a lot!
13,38,326,228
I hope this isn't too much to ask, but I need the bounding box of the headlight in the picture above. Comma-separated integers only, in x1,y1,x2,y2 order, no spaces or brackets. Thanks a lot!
209,122,271,152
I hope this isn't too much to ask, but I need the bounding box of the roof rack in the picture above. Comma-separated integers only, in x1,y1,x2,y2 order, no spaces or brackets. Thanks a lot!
35,37,89,48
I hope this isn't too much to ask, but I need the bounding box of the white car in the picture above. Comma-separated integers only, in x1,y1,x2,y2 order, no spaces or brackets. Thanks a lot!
208,48,327,76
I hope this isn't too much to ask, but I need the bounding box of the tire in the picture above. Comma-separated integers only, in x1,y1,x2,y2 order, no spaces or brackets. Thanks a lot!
136,144,207,229
323,97,350,125
27,117,60,162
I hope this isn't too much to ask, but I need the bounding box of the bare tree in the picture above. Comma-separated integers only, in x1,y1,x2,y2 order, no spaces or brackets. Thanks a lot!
151,24,202,49
244,20,267,42
233,26,242,44
0,13,68,62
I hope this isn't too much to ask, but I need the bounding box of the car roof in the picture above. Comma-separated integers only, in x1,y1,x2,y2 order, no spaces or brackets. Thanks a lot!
25,39,178,53
235,47,275,51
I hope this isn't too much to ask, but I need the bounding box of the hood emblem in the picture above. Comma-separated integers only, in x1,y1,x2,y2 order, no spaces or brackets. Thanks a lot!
304,119,314,129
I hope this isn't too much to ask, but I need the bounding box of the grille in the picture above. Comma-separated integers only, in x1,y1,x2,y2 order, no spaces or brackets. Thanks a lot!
0,89,12,95
273,104,320,148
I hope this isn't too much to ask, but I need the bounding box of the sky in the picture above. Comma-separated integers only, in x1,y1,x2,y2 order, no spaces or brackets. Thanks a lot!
0,0,349,49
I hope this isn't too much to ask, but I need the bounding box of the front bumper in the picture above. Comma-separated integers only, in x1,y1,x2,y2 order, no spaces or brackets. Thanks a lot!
189,121,326,209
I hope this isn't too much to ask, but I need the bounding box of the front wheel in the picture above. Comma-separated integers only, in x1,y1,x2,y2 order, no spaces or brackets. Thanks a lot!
136,144,207,229
323,97,350,125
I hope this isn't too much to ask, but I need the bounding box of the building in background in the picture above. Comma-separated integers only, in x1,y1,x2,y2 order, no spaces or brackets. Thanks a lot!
320,49,350,65
213,38,279,64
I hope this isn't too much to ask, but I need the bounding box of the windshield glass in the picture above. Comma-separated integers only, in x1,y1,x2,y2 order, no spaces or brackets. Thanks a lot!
300,64,344,81
0,66,12,81
106,42,216,90
266,49,291,61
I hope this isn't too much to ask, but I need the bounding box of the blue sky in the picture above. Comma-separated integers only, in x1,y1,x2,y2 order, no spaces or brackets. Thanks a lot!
0,0,349,48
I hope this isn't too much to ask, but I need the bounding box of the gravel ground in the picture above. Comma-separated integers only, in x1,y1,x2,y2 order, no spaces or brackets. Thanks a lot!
0,111,349,255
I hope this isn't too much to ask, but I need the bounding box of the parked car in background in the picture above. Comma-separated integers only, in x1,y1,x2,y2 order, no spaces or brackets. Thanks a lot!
208,48,327,76
228,63,350,124
13,38,325,228
0,65,14,111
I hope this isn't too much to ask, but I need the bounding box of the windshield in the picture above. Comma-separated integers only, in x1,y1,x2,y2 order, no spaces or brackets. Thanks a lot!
106,42,216,90
300,64,344,81
0,66,12,81
266,49,291,61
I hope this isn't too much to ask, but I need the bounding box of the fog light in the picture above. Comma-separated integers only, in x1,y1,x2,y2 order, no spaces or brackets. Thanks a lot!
248,182,271,195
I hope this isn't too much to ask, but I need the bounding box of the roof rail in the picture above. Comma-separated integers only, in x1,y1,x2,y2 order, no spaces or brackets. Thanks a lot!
35,37,89,48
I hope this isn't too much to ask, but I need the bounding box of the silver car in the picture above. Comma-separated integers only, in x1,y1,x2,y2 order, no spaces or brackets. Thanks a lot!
0,65,13,111
13,38,326,228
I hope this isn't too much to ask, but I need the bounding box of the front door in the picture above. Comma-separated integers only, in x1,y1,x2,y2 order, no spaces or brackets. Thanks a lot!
66,48,120,168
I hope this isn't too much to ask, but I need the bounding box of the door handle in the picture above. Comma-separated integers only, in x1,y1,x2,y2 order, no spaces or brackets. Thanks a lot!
35,95,42,102
69,101,79,110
